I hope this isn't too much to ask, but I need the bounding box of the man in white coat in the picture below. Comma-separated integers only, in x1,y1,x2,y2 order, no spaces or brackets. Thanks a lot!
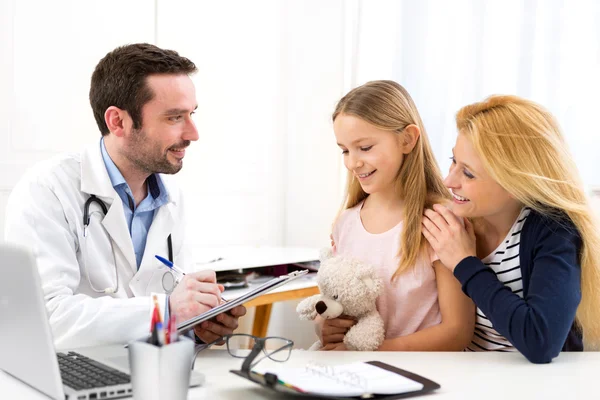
4,43,245,349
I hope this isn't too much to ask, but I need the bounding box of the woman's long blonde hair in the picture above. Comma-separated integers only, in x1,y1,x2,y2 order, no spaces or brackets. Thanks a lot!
332,80,449,279
456,95,600,350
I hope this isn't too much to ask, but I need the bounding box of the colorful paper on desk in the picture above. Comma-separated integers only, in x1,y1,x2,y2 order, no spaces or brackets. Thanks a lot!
176,270,309,333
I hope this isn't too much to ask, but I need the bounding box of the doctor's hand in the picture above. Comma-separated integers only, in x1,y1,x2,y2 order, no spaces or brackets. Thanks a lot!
169,270,223,324
193,303,247,345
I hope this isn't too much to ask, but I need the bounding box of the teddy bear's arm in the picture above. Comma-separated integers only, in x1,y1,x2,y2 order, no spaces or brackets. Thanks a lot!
343,310,385,351
296,295,321,320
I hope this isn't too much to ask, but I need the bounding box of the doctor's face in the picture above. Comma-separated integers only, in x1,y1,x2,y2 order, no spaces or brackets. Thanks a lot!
123,74,199,175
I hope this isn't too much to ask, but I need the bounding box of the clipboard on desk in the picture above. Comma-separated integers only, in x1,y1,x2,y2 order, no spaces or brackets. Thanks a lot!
230,360,440,399
177,270,309,333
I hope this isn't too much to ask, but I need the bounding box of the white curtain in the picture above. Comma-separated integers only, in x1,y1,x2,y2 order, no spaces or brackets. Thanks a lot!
345,0,600,191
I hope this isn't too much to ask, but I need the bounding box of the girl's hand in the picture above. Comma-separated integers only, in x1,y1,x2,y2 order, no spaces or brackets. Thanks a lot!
321,315,356,345
330,233,336,253
422,204,476,272
321,342,347,351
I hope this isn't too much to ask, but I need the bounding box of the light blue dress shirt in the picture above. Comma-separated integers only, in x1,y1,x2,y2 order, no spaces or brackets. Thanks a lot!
100,139,169,268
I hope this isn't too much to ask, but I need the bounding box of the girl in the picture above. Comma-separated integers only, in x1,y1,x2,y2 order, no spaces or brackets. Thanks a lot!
422,95,600,363
321,80,475,351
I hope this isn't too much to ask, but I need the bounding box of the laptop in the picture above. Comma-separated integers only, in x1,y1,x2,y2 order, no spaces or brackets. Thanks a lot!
0,243,203,400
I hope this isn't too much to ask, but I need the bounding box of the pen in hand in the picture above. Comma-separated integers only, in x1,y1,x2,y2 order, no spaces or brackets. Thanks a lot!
155,255,186,278
156,255,227,303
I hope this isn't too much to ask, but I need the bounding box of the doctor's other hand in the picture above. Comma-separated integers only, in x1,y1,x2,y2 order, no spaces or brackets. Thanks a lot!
321,315,356,346
169,270,222,324
194,305,247,344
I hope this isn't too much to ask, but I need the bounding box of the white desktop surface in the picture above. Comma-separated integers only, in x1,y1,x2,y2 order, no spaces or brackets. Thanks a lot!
2,348,598,399
194,246,319,272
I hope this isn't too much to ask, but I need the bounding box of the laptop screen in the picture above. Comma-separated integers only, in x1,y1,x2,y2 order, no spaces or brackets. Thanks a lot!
0,243,65,399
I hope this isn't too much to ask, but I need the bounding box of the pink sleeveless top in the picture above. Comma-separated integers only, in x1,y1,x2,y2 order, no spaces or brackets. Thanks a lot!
332,202,442,339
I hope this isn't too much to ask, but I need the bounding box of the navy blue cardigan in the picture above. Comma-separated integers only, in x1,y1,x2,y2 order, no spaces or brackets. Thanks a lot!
454,209,583,363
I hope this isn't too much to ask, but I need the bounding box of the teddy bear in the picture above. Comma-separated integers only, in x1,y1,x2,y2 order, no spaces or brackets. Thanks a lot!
296,248,385,351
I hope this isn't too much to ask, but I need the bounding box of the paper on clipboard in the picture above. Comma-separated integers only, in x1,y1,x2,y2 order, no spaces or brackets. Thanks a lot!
177,270,309,333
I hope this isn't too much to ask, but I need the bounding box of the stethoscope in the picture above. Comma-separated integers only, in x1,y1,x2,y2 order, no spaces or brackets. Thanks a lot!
82,194,174,294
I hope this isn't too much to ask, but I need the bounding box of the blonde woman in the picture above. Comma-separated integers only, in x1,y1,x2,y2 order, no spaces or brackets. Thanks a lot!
422,95,600,363
320,80,475,351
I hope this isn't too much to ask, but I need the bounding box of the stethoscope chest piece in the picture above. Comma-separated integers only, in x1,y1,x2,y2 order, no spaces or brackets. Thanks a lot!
162,271,177,294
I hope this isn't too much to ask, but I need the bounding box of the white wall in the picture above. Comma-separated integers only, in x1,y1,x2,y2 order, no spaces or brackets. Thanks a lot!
351,0,600,191
0,0,157,230
1,0,346,348
156,0,344,249
155,0,345,349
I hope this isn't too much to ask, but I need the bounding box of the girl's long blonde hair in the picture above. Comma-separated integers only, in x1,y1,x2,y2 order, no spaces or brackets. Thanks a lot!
456,95,600,350
332,80,450,279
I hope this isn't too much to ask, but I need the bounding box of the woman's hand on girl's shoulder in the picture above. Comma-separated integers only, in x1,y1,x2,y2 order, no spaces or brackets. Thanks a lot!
422,204,477,271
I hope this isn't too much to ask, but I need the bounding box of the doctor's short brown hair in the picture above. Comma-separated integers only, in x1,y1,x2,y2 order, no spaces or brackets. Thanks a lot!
89,43,197,136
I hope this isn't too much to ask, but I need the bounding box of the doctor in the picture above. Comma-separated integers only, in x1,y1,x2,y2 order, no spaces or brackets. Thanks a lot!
4,43,245,349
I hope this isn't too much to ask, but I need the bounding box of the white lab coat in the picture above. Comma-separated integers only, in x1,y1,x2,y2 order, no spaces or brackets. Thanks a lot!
4,141,194,349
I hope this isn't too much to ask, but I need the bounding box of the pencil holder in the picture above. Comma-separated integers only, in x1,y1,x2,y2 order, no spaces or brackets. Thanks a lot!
128,336,195,400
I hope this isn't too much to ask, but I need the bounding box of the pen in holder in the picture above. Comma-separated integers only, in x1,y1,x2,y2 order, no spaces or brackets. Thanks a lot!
128,335,194,400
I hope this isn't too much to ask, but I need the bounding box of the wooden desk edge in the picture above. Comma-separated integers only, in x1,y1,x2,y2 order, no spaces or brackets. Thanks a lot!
243,285,320,337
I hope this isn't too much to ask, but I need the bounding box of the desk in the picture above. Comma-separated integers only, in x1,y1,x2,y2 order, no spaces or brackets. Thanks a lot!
2,349,599,399
242,279,319,337
196,246,320,337
189,350,599,399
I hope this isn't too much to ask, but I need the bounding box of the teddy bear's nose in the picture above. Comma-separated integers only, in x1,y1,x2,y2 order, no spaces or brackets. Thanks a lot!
315,301,327,315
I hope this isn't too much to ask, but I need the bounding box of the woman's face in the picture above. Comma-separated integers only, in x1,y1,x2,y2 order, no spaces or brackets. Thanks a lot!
444,133,518,219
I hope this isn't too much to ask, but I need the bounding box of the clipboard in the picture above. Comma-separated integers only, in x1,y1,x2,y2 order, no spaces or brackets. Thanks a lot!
177,269,309,333
230,361,440,399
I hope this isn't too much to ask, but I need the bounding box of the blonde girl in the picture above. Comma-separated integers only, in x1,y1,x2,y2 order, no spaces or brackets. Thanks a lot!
321,80,475,351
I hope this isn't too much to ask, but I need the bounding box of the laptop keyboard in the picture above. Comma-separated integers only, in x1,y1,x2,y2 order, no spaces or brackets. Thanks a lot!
57,351,131,391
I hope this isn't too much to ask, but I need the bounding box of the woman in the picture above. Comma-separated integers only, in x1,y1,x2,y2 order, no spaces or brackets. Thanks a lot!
422,95,600,363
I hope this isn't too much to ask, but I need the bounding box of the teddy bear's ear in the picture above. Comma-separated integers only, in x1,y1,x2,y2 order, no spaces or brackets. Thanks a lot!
361,277,377,291
360,275,382,295
358,263,383,295
319,247,334,262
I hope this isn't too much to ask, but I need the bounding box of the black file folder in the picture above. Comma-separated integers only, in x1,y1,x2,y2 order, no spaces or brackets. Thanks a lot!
230,360,440,399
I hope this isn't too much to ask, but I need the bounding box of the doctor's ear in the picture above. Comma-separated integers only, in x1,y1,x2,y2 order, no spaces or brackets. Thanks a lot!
104,106,130,137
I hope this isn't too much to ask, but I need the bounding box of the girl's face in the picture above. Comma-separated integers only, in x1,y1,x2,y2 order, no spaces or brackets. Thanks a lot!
333,113,407,195
445,133,518,218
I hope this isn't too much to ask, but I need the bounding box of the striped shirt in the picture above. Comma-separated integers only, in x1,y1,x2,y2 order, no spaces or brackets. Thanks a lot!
466,207,531,352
